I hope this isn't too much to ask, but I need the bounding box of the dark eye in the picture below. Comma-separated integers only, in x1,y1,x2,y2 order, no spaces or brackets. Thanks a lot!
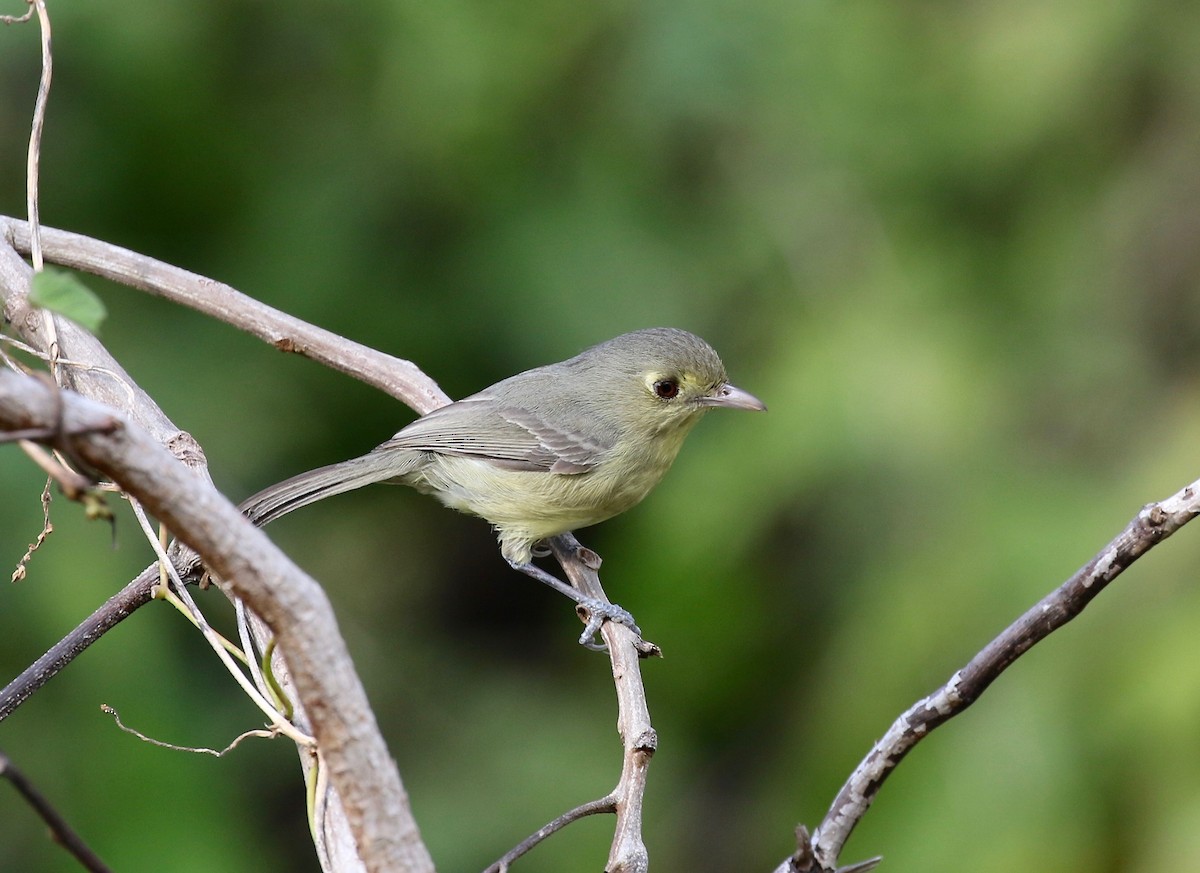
653,379,680,400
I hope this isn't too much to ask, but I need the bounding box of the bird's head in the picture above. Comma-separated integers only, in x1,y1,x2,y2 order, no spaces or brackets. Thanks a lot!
586,328,766,437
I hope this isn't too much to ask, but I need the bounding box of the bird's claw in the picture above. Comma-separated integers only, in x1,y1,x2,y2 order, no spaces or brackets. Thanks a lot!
575,598,640,650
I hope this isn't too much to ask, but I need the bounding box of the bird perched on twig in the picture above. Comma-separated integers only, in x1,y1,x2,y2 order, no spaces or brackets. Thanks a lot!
240,328,765,646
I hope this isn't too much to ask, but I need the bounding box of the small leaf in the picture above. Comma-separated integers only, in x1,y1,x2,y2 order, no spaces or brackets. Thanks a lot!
29,268,107,334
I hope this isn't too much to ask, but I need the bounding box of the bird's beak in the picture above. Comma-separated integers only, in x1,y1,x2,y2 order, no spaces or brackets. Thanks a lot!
700,382,766,412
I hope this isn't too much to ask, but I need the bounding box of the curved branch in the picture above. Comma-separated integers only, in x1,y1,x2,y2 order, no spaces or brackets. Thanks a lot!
0,372,434,873
800,478,1200,870
483,795,617,873
1,216,450,414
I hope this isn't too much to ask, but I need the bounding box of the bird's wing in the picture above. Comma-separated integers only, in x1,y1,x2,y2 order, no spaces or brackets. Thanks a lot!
375,398,612,474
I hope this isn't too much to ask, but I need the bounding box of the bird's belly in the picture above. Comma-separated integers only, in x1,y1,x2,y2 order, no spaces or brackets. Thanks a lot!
416,454,663,531
405,444,681,563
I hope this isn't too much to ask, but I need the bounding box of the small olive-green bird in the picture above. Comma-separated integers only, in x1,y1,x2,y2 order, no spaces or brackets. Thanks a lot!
241,328,764,643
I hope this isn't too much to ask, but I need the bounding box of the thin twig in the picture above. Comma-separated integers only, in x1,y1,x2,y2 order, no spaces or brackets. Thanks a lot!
24,0,51,272
235,598,271,696
11,476,53,582
480,535,655,871
798,478,1200,871
550,533,657,872
0,332,138,407
18,439,94,496
17,0,65,394
0,747,114,873
0,1,35,25
482,795,617,873
127,499,314,747
0,567,156,722
101,704,279,756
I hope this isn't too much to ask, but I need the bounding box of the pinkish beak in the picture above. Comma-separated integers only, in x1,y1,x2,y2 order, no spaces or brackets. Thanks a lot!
700,382,766,412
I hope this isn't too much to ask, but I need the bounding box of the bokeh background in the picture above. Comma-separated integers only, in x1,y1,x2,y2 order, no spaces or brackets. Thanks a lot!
3,2,1200,871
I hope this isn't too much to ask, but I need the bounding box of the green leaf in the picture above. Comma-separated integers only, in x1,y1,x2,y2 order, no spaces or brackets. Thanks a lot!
29,268,107,334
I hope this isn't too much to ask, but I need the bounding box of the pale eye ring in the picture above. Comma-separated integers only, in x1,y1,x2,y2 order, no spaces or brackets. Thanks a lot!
653,378,680,400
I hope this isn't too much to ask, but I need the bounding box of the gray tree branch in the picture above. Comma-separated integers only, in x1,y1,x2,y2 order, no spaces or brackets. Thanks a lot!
776,477,1200,872
0,371,434,873
2,216,450,413
552,533,658,873
0,228,434,871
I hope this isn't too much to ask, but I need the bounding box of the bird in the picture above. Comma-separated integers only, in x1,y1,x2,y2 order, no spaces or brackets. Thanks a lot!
239,327,765,645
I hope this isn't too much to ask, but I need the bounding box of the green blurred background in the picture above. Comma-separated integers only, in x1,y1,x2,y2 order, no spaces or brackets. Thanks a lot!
3,1,1200,871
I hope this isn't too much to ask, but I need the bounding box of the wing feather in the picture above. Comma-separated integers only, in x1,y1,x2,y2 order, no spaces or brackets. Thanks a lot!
375,397,610,474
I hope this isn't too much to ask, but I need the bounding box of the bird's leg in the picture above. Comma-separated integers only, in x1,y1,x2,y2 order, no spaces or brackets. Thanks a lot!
505,558,640,650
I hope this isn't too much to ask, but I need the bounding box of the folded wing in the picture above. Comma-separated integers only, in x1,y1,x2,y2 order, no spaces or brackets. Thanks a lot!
375,396,612,474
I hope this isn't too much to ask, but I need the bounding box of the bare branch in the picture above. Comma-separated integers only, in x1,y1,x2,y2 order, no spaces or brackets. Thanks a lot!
0,227,206,720
551,533,658,872
0,747,113,873
0,569,155,722
1,216,450,414
478,535,658,870
0,222,440,868
483,795,617,873
805,478,1200,870
0,373,434,873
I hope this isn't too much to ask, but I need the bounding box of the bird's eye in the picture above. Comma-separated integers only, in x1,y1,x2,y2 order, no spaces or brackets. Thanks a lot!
653,379,680,400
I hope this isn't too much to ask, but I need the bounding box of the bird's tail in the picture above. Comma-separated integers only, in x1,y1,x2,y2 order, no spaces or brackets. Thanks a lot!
239,451,417,528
